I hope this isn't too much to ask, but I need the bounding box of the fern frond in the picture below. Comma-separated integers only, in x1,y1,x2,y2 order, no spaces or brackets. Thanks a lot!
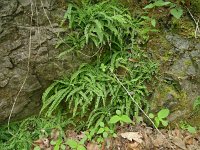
42,82,59,103
46,88,69,117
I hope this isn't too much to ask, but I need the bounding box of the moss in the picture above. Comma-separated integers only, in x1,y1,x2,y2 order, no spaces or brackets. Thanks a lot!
191,0,200,13
150,83,181,111
184,60,192,66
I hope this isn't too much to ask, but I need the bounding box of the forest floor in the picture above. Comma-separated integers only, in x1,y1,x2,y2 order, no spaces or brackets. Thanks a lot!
33,122,200,150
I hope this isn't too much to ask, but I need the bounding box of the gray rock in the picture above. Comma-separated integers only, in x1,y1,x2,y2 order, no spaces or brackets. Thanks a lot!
169,52,196,77
195,43,200,51
0,40,22,56
0,0,89,123
190,50,200,58
35,62,63,80
18,0,31,7
0,0,18,17
8,68,41,91
166,34,190,51
0,73,9,88
150,33,200,126
41,0,57,10
0,20,3,34
0,56,13,68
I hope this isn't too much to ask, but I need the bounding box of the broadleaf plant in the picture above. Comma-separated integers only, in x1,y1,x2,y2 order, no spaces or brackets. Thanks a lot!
149,109,170,128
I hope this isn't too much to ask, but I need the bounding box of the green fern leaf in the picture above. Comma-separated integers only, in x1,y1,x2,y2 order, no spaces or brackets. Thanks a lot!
66,85,84,101
46,88,69,117
42,82,59,103
112,15,127,24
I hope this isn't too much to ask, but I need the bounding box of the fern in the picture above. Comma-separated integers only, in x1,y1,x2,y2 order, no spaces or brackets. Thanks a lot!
0,115,72,150
58,0,147,55
41,47,157,128
41,0,158,130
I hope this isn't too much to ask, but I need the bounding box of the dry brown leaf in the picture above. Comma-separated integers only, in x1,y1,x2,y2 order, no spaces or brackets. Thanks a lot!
51,129,60,140
66,130,77,139
33,139,45,149
152,134,166,147
87,142,99,150
33,138,50,149
121,132,143,144
172,137,187,150
43,138,50,148
34,139,43,145
184,135,194,145
77,132,85,140
127,142,141,150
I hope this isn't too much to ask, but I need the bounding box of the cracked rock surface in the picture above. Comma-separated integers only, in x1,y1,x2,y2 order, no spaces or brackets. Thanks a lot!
0,0,90,123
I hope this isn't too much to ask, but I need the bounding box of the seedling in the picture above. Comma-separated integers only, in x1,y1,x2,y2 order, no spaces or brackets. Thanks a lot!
143,0,183,27
149,109,170,128
66,139,86,150
180,121,197,134
109,110,132,125
50,139,66,150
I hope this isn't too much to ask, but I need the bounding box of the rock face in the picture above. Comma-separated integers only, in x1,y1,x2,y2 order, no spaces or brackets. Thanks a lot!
148,33,200,126
0,0,90,123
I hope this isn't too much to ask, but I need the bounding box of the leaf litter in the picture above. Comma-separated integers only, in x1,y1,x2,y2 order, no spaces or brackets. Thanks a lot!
32,123,200,150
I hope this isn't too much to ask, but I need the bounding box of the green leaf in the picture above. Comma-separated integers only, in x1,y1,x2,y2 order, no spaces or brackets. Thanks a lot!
116,110,121,115
149,113,154,119
154,0,171,7
161,120,168,127
155,117,160,127
113,133,117,138
100,64,107,72
97,128,104,134
34,146,41,150
66,139,78,149
109,115,121,124
170,8,183,19
187,126,196,134
54,139,62,150
97,137,104,143
193,97,200,110
143,3,155,9
99,122,104,127
120,115,132,123
50,140,56,145
89,128,96,137
141,16,150,20
61,144,66,150
144,0,171,9
151,19,156,27
103,132,108,138
77,145,86,150
104,127,110,132
157,109,170,119
112,15,127,24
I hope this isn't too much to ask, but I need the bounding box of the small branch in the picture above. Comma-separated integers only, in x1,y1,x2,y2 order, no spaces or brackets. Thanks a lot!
7,0,33,130
186,7,200,38
113,73,175,149
112,73,162,134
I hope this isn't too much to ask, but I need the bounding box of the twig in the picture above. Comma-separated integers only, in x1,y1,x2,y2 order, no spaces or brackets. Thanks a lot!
7,0,33,131
112,73,162,134
186,7,200,38
113,73,175,149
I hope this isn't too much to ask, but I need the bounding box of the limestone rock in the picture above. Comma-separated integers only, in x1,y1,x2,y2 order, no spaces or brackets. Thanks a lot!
0,0,88,123
0,0,18,17
150,34,200,126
